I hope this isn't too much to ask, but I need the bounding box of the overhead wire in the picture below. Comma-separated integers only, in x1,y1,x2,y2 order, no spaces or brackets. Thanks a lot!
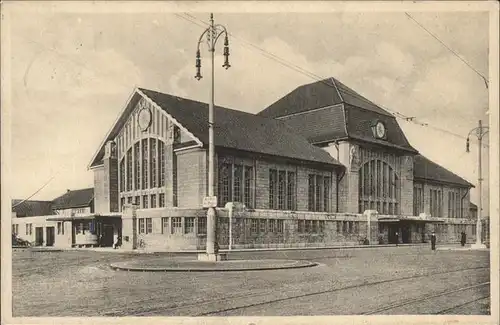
176,12,489,147
404,12,489,89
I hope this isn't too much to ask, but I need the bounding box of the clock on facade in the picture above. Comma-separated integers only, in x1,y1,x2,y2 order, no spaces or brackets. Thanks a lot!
375,121,386,139
138,107,152,131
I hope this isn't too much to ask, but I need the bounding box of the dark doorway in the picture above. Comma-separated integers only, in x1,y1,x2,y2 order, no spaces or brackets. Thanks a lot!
46,227,55,246
101,224,115,247
388,224,400,244
35,227,44,246
401,223,411,243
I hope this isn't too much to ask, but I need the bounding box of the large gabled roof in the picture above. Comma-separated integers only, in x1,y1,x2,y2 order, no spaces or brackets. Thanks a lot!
11,200,54,217
139,88,343,167
51,188,94,210
258,77,393,119
258,78,417,154
413,155,474,188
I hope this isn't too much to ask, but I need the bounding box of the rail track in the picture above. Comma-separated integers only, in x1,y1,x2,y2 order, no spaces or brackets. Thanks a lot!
103,265,488,316
362,282,490,315
194,266,489,316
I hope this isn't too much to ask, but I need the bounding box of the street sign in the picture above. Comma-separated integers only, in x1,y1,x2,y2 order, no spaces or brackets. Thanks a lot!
203,196,218,208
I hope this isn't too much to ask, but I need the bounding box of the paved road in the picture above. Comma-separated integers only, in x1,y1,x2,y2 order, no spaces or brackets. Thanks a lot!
11,246,490,316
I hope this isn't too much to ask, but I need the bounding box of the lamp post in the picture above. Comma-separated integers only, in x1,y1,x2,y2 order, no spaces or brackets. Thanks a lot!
466,119,489,249
195,13,231,261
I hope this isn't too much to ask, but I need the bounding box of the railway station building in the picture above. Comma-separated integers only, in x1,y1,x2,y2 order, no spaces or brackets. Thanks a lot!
12,77,478,250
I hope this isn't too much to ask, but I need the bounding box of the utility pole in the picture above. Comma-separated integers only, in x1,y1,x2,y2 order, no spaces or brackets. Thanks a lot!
466,119,489,249
195,13,231,261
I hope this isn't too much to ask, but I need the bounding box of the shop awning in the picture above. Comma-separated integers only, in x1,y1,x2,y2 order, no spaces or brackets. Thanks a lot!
377,216,446,223
46,214,121,222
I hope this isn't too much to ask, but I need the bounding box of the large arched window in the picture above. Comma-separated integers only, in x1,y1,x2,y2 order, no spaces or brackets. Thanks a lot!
358,159,400,215
118,137,167,209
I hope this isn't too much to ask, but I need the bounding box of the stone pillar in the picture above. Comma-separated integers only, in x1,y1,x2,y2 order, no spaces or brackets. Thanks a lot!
363,210,378,244
121,204,138,250
103,140,119,213
337,142,360,213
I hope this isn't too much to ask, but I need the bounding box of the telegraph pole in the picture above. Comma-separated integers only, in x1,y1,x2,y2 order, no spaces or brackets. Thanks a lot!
466,119,489,249
195,13,231,261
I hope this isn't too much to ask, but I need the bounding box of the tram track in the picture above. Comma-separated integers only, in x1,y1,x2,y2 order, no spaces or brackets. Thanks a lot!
180,266,488,316
362,282,490,315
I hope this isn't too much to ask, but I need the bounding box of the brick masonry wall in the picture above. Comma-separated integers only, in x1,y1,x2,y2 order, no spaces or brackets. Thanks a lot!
176,148,207,208
118,206,478,250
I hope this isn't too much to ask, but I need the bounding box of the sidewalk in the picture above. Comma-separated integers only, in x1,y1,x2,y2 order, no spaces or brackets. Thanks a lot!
32,242,431,254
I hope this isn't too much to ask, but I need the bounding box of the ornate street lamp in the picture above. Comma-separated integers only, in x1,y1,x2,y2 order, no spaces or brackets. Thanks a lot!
195,13,231,260
466,119,489,249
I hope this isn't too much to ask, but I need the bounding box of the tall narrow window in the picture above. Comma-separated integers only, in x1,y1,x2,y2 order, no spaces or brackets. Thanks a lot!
142,195,148,209
159,141,165,186
142,139,149,189
138,219,145,234
151,194,157,208
218,163,232,207
159,193,165,207
244,166,253,208
324,177,331,212
315,175,322,212
269,169,278,209
150,138,157,188
126,149,132,191
287,171,296,210
233,164,243,203
120,158,125,193
308,175,315,211
146,218,152,234
278,171,286,210
134,142,140,190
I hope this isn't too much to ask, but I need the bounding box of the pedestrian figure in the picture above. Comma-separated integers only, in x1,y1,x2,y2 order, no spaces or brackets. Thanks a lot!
460,231,466,247
431,231,437,251
113,236,121,249
395,231,399,246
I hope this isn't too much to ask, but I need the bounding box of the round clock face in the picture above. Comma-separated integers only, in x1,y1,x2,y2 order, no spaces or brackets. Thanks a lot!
138,108,152,131
376,122,386,138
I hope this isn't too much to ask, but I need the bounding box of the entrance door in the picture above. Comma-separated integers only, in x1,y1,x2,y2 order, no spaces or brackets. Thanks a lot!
35,227,44,246
388,224,399,244
401,223,411,244
46,227,55,246
101,224,114,247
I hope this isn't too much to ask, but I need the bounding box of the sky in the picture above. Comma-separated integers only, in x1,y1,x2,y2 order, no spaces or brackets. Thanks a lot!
4,3,492,214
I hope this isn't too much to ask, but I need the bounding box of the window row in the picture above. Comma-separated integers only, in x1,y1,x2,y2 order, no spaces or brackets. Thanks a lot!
12,224,19,235
269,169,296,210
448,191,463,218
25,223,33,236
360,201,400,216
358,160,400,214
413,186,424,216
218,163,254,208
297,219,325,234
57,222,65,235
248,218,284,234
75,221,96,235
336,220,360,234
119,138,166,193
430,189,443,218
137,217,207,235
121,193,166,210
308,174,331,212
